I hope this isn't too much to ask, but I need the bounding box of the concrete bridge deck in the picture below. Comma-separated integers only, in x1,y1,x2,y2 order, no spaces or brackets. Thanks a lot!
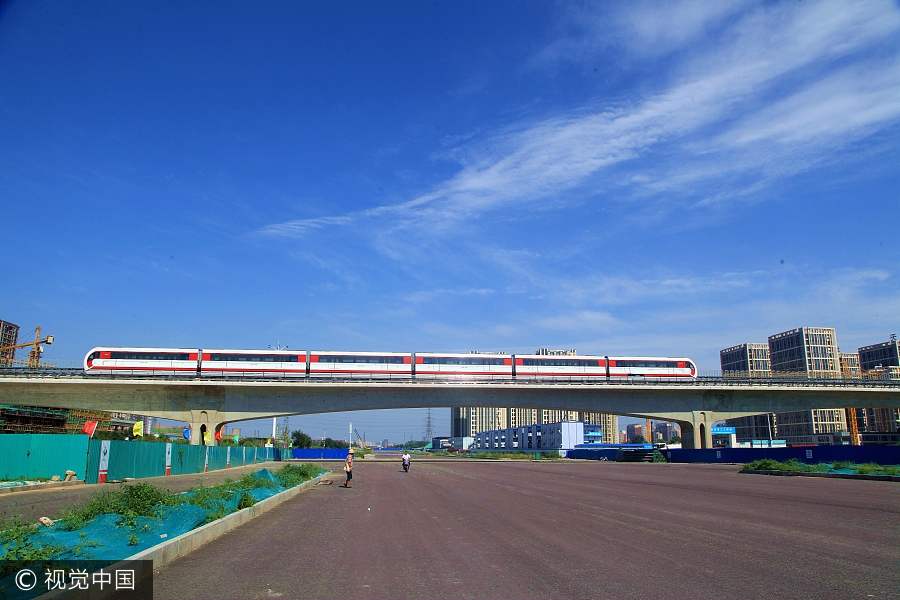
1,369,899,449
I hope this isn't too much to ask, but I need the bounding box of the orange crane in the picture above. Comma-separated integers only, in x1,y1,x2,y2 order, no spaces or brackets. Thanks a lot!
353,428,369,450
845,408,861,446
0,326,54,368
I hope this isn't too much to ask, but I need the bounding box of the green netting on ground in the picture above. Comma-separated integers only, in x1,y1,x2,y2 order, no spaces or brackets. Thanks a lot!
0,465,325,569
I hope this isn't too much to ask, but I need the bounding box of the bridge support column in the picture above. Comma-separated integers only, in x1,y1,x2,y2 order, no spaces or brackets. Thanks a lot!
681,412,715,449
188,409,222,446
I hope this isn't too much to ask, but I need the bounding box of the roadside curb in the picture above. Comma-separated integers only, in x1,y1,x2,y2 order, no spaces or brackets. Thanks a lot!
741,469,900,482
125,470,331,569
0,479,84,494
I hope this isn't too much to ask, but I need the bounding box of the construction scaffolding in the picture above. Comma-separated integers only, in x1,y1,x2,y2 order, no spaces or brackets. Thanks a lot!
0,320,19,365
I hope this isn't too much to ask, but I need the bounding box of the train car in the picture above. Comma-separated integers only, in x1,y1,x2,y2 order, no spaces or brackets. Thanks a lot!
606,356,695,379
309,351,412,378
199,349,307,377
414,352,513,379
513,355,608,379
84,347,200,376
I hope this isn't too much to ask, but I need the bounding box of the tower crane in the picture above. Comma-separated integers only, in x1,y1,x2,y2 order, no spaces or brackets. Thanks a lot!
0,326,54,368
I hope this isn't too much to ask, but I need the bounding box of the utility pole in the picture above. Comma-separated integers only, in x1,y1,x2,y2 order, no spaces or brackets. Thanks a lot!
349,422,353,450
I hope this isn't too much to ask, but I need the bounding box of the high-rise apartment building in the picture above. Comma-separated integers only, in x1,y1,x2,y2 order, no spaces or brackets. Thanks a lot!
654,422,675,442
768,327,840,377
451,406,617,443
720,343,770,376
625,423,643,441
0,319,19,364
450,407,509,437
858,337,900,371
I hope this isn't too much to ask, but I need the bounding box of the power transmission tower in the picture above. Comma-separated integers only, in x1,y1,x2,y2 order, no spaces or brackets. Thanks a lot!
424,408,434,442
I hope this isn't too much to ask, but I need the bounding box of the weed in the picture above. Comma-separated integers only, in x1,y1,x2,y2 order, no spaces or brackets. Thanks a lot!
127,534,139,546
274,464,323,487
831,460,853,470
71,537,100,558
854,463,900,476
0,517,66,571
236,492,256,510
58,483,180,531
204,506,227,523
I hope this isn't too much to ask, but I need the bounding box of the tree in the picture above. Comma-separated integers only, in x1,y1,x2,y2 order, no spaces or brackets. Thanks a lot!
669,435,681,444
629,435,646,444
322,437,348,449
291,430,312,448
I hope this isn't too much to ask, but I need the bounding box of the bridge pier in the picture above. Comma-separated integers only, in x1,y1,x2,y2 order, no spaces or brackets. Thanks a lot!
188,409,222,446
679,411,715,449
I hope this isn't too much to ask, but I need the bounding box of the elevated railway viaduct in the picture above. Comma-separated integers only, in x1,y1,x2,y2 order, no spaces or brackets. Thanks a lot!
1,372,899,448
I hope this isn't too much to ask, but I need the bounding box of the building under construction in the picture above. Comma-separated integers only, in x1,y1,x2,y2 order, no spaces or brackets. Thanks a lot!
858,337,900,371
0,405,148,435
0,319,19,364
720,343,771,376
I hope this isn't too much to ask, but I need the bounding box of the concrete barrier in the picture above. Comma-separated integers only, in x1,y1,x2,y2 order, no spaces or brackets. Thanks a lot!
0,479,84,494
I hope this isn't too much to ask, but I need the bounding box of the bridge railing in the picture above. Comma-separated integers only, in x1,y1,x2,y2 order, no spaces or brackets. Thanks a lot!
1,367,899,387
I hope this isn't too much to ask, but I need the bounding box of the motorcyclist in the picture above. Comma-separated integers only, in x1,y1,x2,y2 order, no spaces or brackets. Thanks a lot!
401,450,411,472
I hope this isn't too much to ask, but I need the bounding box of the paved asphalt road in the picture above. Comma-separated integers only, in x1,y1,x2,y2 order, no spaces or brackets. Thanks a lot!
152,457,899,600
0,462,283,524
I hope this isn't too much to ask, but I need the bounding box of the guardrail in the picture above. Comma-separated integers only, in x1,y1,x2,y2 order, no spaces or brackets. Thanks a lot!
1,367,899,388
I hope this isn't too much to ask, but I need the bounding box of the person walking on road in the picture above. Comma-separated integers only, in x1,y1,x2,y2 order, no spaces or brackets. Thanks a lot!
401,450,411,473
343,448,354,488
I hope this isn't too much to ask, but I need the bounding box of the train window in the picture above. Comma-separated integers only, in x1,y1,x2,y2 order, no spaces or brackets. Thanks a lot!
421,357,507,365
208,354,300,362
317,355,405,364
521,359,599,367
613,360,679,368
88,352,99,361
110,352,191,361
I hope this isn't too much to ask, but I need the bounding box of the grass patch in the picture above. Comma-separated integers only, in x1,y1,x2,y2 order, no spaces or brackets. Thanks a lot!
58,483,181,531
853,463,900,476
274,463,324,487
464,452,536,460
742,459,900,476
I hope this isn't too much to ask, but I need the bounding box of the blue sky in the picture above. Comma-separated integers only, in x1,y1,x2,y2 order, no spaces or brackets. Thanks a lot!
2,1,899,442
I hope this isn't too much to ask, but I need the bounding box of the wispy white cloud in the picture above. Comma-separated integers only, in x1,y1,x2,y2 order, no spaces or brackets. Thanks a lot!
404,288,495,304
258,215,352,238
256,0,900,251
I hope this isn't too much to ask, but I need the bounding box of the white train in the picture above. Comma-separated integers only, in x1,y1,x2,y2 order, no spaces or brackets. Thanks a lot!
84,348,696,380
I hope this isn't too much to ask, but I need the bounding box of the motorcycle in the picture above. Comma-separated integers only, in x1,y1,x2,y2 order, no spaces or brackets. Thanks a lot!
402,458,410,472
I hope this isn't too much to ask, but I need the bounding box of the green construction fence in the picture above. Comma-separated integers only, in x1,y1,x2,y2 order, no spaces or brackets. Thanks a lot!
85,440,277,484
0,434,90,481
